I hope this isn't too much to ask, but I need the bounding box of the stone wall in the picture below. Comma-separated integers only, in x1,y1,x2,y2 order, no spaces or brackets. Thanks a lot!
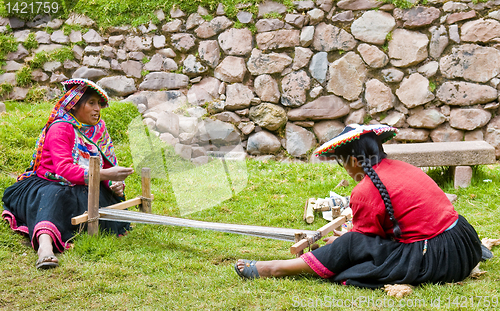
2,0,500,162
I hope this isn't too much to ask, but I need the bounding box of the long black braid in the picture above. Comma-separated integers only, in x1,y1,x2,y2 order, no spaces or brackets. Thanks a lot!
360,159,402,238
335,132,402,238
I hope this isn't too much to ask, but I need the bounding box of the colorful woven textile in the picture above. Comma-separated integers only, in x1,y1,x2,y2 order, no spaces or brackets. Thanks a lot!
61,78,108,107
18,79,114,181
313,124,398,157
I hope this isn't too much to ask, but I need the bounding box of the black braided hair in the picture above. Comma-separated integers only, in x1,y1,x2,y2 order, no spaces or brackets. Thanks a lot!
360,160,402,238
335,132,402,238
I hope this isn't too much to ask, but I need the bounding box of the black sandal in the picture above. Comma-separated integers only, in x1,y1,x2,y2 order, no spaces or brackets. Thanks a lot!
36,255,59,269
234,260,260,279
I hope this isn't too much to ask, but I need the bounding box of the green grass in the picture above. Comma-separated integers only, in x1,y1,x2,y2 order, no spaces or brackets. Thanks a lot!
0,33,18,74
22,33,39,51
30,47,75,69
49,46,75,62
429,80,437,92
9,46,76,89
29,51,51,69
4,0,489,32
0,0,296,28
0,82,13,98
15,65,32,87
263,12,284,19
0,0,492,29
1,102,500,310
62,24,83,36
202,14,214,22
71,0,273,27
25,85,47,102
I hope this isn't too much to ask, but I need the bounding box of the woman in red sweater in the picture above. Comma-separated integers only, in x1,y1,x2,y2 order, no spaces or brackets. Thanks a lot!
2,79,133,269
236,124,483,288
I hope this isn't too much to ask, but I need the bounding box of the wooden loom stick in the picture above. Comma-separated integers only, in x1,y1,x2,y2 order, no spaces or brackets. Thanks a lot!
294,232,307,257
290,216,347,255
318,215,347,236
87,156,100,235
71,167,154,225
140,167,152,213
71,198,144,225
71,213,88,226
290,239,309,255
108,198,143,211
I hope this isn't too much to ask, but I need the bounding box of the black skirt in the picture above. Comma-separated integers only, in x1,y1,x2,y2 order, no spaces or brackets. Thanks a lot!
2,176,130,252
301,215,482,288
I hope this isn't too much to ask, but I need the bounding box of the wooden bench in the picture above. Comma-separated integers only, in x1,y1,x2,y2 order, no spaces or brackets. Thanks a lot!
384,141,496,188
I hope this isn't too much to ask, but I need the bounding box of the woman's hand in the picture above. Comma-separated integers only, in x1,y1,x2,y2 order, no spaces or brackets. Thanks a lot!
110,181,125,197
100,166,134,181
323,236,337,245
323,229,345,245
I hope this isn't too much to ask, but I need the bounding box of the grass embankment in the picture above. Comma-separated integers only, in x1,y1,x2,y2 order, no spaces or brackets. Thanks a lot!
0,0,291,28
0,101,499,310
5,0,482,29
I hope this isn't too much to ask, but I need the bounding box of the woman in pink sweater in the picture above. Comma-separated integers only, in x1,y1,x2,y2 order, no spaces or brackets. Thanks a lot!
2,79,133,269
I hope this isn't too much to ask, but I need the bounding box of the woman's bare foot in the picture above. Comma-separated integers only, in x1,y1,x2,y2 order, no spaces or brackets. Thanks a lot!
36,234,58,269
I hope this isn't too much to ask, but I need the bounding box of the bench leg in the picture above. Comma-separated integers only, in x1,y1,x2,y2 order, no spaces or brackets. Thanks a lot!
451,166,473,189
